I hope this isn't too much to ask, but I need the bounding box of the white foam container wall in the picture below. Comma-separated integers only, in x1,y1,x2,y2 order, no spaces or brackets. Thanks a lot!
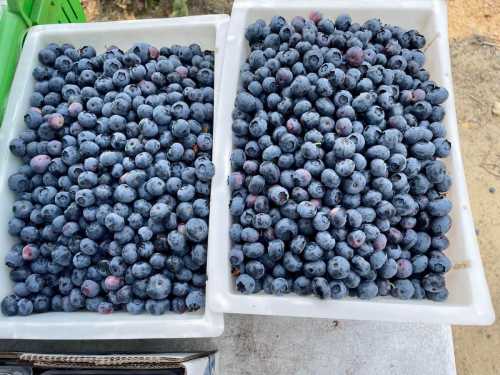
207,0,495,325
0,15,229,339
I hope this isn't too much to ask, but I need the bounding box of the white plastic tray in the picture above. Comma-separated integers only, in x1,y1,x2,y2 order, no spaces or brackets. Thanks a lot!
207,0,495,325
0,15,229,339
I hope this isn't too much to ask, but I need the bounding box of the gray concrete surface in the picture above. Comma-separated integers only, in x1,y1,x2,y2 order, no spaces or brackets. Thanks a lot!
0,314,456,375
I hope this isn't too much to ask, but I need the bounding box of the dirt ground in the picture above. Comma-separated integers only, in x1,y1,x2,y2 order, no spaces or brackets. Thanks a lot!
451,38,500,375
448,0,500,41
82,1,500,374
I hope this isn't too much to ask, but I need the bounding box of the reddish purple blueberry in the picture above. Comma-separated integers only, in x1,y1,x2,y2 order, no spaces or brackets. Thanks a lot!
30,154,51,174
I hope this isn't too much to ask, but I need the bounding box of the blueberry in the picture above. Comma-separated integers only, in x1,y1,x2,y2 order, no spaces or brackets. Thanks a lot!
428,251,452,273
328,207,346,228
347,229,366,248
20,226,39,242
38,47,57,65
73,252,91,269
187,245,206,268
420,273,445,294
426,287,448,302
94,301,113,315
25,274,44,293
235,92,257,113
166,230,187,254
311,277,331,299
327,256,350,279
267,277,287,296
236,274,256,294
412,231,431,253
99,151,123,167
292,276,311,295
301,241,322,261
31,295,50,313
410,140,436,159
291,169,311,188
320,169,340,189
344,46,364,67
297,201,317,219
327,280,347,299
391,279,415,300
17,298,34,316
267,185,289,206
145,274,171,300
274,217,298,240
357,281,378,299
104,212,124,233
7,174,29,194
303,259,325,277
30,155,52,174
185,218,208,243
426,87,448,105
335,159,355,177
378,258,398,279
80,279,100,298
245,260,265,280
395,258,413,278
392,193,418,216
242,240,265,259
253,213,272,229
185,290,205,311
248,175,266,194
129,260,152,279
194,156,215,181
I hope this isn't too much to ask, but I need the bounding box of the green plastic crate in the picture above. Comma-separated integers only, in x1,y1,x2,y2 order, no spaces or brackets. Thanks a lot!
0,0,86,122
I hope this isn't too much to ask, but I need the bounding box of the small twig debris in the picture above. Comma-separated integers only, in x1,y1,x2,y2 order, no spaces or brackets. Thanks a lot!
468,94,483,105
453,260,471,270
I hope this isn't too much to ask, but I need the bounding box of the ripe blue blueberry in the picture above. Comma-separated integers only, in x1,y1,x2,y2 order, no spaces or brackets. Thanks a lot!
185,290,205,311
268,277,287,296
236,274,256,294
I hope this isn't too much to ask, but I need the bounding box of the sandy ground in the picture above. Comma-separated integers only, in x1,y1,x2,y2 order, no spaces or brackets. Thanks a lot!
81,1,500,374
450,39,500,375
448,0,500,41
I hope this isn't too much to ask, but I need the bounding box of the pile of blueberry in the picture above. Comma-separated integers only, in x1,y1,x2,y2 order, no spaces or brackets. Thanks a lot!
2,41,215,316
229,13,453,301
